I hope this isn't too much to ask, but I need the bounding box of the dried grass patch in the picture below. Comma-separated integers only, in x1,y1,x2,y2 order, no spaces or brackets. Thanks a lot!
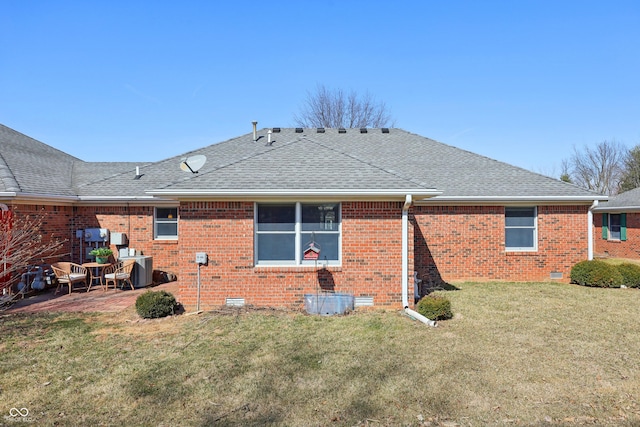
2,283,640,425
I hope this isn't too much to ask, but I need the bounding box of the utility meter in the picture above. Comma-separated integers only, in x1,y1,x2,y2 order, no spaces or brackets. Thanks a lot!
195,252,208,265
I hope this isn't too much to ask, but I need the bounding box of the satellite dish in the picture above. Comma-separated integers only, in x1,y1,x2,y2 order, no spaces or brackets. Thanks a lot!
180,155,207,173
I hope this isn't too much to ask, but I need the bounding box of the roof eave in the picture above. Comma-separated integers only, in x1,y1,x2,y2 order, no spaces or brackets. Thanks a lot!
0,192,78,205
415,195,607,205
592,205,640,212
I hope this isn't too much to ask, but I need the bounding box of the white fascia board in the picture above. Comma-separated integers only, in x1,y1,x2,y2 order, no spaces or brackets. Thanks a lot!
592,205,640,212
415,195,608,205
75,196,176,206
146,189,442,201
0,193,78,205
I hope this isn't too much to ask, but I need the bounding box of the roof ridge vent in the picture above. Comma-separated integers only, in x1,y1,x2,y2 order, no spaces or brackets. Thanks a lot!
381,128,390,133
317,128,325,133
272,127,281,133
360,128,367,133
338,128,346,133
295,128,303,133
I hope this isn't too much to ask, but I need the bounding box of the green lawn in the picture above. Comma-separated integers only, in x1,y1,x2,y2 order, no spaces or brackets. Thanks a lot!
1,282,640,426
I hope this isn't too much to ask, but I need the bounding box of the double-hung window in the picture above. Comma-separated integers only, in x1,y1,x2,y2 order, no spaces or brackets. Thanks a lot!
602,213,627,241
154,207,178,239
256,203,341,265
505,207,537,251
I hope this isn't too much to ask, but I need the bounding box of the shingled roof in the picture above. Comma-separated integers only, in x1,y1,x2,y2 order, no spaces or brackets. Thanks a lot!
1,124,605,203
593,187,640,212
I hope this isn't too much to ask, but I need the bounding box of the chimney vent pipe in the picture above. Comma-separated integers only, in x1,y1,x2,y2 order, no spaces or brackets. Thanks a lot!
252,121,258,141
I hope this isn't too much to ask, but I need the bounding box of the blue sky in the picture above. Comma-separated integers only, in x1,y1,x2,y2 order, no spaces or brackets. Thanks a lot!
2,1,639,176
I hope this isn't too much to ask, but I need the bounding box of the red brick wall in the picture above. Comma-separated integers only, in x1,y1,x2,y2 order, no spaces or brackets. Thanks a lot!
177,201,410,311
73,206,179,273
6,204,75,263
9,201,594,311
5,204,178,274
413,205,590,285
593,212,640,259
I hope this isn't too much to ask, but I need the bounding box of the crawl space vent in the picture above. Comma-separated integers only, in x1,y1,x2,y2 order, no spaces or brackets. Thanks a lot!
354,296,374,307
226,298,245,307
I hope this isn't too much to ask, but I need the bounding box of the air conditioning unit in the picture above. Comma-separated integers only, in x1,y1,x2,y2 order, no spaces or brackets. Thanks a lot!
120,255,153,288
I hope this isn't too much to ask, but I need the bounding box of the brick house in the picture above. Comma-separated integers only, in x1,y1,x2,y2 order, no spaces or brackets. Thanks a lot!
1,124,606,311
592,187,640,259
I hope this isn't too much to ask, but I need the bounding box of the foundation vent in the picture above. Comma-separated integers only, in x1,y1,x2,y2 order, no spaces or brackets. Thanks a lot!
550,272,563,280
354,296,374,307
226,298,245,307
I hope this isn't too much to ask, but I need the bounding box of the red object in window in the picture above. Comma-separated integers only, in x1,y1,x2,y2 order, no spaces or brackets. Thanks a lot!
303,241,321,260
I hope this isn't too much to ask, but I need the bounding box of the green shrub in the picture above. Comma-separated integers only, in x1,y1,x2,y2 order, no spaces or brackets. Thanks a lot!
616,263,640,288
416,294,452,321
135,290,178,319
570,260,624,288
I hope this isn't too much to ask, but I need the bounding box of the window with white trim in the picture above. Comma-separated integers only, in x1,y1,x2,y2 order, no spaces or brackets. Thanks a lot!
154,207,178,239
255,203,341,265
505,207,537,251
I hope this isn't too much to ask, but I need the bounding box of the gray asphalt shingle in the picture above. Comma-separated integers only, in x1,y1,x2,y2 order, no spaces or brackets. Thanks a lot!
1,124,605,201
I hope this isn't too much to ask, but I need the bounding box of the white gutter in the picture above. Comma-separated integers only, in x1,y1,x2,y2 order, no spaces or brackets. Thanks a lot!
588,199,598,260
401,194,437,327
416,195,608,203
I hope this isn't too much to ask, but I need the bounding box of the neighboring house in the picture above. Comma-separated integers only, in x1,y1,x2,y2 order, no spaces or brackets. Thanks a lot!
592,187,640,259
0,124,606,311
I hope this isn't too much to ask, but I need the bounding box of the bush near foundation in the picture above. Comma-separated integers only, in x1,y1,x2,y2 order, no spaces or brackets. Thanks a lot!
136,290,178,319
616,263,640,288
416,294,452,321
570,260,624,288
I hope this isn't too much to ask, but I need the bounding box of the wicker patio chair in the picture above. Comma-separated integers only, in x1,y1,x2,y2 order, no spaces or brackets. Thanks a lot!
103,259,136,290
51,262,88,295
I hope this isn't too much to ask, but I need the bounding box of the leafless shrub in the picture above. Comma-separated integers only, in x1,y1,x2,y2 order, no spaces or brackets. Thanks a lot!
0,208,66,291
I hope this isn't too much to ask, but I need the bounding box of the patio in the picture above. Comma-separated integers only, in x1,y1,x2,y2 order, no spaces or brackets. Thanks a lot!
3,281,179,314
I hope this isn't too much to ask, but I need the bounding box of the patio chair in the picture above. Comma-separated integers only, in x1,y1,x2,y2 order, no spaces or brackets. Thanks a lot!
51,262,88,295
103,259,136,290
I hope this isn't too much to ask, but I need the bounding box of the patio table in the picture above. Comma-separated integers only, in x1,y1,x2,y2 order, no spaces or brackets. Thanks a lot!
82,262,112,292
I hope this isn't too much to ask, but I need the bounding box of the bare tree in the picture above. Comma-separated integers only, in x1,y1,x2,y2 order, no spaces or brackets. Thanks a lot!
619,145,640,192
293,84,394,128
566,140,628,195
1,209,66,294
560,159,572,183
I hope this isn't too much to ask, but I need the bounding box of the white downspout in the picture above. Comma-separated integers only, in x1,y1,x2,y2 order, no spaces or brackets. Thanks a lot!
588,200,598,260
401,194,437,327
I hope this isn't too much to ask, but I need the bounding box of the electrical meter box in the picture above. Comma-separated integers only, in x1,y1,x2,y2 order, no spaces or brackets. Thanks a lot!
84,228,109,242
195,252,208,265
